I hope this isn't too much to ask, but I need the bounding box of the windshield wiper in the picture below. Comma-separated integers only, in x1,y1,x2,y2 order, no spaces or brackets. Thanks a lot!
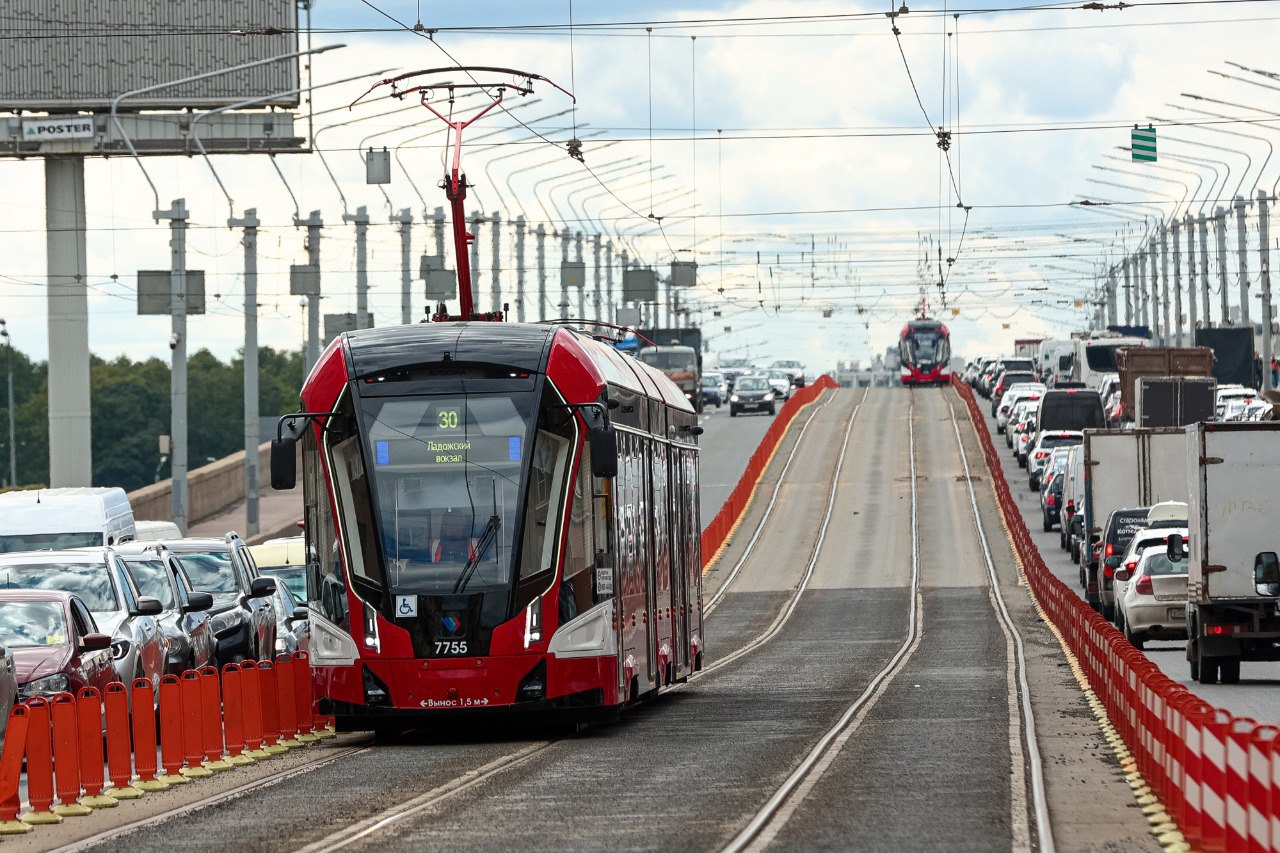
453,514,501,594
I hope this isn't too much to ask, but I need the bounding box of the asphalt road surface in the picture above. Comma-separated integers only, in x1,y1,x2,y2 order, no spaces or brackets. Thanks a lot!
696,399,776,527
977,400,1280,723
48,386,1154,853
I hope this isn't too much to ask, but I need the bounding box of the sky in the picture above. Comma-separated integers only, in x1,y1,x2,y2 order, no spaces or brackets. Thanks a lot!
3,0,1280,372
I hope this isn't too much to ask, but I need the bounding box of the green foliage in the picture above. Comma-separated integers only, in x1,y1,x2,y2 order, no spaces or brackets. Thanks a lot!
0,346,304,492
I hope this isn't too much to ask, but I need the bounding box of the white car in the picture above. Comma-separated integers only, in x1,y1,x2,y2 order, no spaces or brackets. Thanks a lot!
996,384,1045,434
1027,430,1083,490
1215,385,1258,420
765,370,793,400
1114,539,1189,650
1007,399,1037,449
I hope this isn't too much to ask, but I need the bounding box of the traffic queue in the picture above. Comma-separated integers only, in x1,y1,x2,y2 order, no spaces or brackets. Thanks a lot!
964,328,1280,686
0,486,309,706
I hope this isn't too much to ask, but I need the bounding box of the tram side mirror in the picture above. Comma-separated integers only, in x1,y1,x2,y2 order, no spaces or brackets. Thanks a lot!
589,424,618,478
1254,552,1280,596
1166,533,1187,563
271,437,297,490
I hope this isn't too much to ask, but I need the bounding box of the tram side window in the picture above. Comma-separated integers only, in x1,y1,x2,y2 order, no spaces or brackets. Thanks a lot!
325,393,385,591
559,447,596,622
513,388,576,611
303,428,349,630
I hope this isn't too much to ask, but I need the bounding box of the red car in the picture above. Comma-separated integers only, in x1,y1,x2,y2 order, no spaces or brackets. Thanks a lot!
0,591,116,701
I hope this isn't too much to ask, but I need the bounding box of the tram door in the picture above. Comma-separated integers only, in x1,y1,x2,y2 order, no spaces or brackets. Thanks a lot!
668,447,690,678
649,438,674,683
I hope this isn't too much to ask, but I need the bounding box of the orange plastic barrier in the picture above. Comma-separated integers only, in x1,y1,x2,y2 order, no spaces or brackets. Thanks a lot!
157,675,188,785
22,697,59,824
198,666,231,771
75,688,115,809
292,652,316,741
699,375,838,566
274,655,299,745
104,683,142,799
50,692,91,816
240,660,269,759
179,671,212,778
0,705,30,833
952,376,1280,851
221,663,250,763
259,661,285,754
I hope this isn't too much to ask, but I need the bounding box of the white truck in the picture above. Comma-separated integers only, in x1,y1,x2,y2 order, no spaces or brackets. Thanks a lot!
0,487,136,552
1180,422,1280,684
1080,429,1189,615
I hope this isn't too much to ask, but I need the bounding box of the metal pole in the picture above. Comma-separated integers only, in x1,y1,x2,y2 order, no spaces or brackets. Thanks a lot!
469,210,482,311
1123,256,1132,324
229,209,260,536
1198,213,1212,327
559,229,570,316
1106,269,1118,327
536,224,547,321
392,208,413,325
433,207,446,257
1159,224,1170,346
1215,207,1230,325
491,211,502,314
297,210,323,371
155,199,189,533
1234,195,1251,327
575,232,585,318
1137,247,1148,329
1149,243,1159,339
45,158,91,486
345,205,371,329
1186,213,1199,335
514,216,527,323
606,241,615,323
592,234,603,321
1171,220,1184,346
1259,189,1274,389
2,323,14,487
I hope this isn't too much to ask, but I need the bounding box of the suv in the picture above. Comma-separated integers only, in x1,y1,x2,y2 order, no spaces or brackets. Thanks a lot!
156,534,277,665
116,544,216,674
990,371,1038,415
1088,507,1150,619
1027,431,1082,491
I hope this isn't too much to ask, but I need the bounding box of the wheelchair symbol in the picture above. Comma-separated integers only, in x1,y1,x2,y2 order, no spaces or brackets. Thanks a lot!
396,595,418,617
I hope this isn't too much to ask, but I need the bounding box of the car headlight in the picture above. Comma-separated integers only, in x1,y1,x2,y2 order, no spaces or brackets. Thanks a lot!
763,393,774,401
111,639,131,661
730,395,739,402
21,673,71,698
274,638,288,655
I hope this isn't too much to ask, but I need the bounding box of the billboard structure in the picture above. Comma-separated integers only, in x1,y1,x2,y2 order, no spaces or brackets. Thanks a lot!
0,1,310,521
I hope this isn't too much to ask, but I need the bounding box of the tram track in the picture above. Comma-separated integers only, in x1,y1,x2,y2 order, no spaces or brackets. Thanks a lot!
294,386,868,852
718,387,1056,853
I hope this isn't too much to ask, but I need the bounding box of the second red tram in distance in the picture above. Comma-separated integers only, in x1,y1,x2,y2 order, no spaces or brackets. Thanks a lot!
270,322,703,728
899,319,952,386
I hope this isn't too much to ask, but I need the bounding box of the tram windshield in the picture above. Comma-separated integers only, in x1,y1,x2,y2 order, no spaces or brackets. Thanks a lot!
904,329,947,363
335,390,573,596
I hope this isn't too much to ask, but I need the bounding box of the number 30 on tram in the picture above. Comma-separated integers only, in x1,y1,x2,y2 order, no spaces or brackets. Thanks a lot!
269,322,703,727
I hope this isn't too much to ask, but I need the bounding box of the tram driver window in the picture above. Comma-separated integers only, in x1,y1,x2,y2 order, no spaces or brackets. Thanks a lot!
559,448,596,622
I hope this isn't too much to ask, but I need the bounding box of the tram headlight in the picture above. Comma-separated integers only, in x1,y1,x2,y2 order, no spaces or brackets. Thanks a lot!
362,602,381,653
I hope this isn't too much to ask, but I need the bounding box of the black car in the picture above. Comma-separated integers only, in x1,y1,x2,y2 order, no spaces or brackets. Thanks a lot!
157,534,277,665
1040,473,1064,532
1086,507,1150,620
729,375,777,417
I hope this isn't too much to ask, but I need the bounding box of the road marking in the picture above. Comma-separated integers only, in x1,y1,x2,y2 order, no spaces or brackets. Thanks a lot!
720,387,924,853
947,397,1054,853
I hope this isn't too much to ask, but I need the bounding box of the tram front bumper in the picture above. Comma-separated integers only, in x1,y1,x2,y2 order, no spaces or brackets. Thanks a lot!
314,653,620,717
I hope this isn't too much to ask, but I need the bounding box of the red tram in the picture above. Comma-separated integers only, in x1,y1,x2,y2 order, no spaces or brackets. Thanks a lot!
899,319,951,386
270,322,703,727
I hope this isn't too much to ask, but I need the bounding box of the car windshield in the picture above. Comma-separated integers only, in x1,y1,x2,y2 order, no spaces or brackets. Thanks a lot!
736,377,769,392
340,388,571,596
261,565,306,600
1001,359,1035,373
175,551,240,595
637,348,696,372
0,532,102,553
0,601,69,647
701,373,723,387
0,561,118,611
1040,435,1081,450
1109,512,1150,550
721,358,751,368
122,558,175,609
999,373,1036,388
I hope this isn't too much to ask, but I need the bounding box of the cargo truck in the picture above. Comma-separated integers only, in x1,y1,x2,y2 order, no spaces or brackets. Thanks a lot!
1180,422,1280,684
1115,347,1214,423
1081,429,1189,616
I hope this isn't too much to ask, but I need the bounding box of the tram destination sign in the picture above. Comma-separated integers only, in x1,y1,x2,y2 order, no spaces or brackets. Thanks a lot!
373,435,524,467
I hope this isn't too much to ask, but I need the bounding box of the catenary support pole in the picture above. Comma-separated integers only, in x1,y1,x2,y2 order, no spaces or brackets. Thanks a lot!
1149,243,1159,339
1159,224,1170,346
1186,213,1199,335
229,209,261,536
605,241,615,323
345,206,370,329
1234,195,1250,328
433,207,446,257
536,224,547,321
1171,220,1184,346
45,158,92,486
469,210,482,312
1137,247,1148,329
1106,269,1118,327
1259,189,1274,389
592,234,603,321
515,216,527,323
575,232,585,318
491,211,502,314
392,208,413,325
297,211,323,372
559,229,570,316
155,199,190,533
1198,213,1212,327
1123,256,1133,325
1215,207,1229,326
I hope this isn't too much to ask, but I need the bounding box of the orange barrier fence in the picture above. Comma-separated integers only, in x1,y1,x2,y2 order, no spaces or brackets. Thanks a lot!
0,651,331,828
700,375,839,566
953,376,1280,852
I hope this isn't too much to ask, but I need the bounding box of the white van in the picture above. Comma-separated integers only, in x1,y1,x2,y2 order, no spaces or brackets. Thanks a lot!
0,487,136,553
1037,339,1075,383
1071,334,1148,390
133,519,183,541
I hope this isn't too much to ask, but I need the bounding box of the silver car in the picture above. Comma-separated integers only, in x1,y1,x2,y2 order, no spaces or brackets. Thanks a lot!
0,645,14,738
1114,543,1189,649
117,545,216,675
0,549,166,690
273,583,311,657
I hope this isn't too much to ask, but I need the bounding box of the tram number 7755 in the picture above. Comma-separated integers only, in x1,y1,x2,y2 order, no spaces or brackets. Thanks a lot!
434,640,469,655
